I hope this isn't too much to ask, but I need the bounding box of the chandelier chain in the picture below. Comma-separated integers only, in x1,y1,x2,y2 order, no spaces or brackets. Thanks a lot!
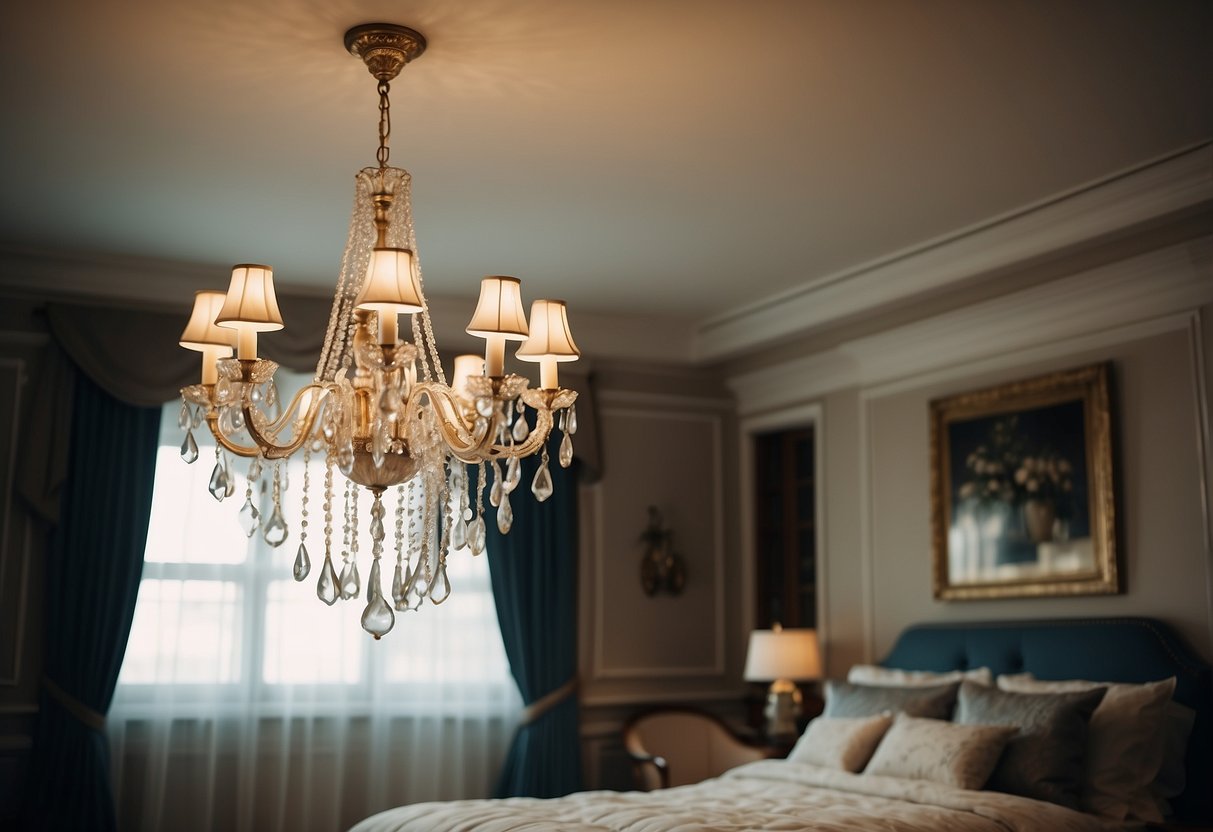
377,80,391,168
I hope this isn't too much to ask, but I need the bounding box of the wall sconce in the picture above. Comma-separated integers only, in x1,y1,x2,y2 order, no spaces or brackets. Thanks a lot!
639,506,686,596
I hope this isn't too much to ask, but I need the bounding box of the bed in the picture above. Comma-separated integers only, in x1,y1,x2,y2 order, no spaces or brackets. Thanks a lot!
351,617,1211,831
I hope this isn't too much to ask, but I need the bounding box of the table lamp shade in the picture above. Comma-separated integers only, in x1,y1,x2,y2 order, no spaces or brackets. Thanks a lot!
743,627,822,682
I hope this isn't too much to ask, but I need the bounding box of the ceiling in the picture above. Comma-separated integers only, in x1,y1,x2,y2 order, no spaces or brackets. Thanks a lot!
1,1,1209,336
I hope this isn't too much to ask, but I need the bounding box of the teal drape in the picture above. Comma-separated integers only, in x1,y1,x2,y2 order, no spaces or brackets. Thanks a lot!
483,435,583,799
22,368,161,831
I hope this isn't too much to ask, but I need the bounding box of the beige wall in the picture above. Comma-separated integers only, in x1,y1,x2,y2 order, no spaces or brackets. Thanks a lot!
733,256,1213,682
576,361,744,789
862,323,1212,660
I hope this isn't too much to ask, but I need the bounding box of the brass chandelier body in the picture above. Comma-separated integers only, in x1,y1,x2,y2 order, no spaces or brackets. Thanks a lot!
176,25,580,639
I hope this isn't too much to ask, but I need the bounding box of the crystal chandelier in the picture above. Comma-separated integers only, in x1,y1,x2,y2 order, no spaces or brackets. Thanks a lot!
175,24,580,638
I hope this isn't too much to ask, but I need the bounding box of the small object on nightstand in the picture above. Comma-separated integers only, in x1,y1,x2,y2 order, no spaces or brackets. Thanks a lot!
743,625,822,740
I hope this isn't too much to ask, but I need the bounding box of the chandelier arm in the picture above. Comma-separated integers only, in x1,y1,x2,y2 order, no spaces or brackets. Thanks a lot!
406,382,486,454
406,381,560,463
265,383,338,438
489,408,555,460
204,412,264,459
240,384,332,460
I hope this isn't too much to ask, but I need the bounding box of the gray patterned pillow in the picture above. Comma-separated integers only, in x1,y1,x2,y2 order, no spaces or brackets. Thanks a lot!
955,680,1106,809
864,714,1018,789
824,680,959,720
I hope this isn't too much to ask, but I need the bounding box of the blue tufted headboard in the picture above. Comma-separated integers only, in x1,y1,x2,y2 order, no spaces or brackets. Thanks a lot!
880,617,1212,822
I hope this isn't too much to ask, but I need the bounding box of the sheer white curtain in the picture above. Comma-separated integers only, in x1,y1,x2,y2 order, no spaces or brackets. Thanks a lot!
109,374,522,832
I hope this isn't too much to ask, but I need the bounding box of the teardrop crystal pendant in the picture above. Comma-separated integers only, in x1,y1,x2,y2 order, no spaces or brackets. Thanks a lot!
559,432,574,468
473,416,489,441
293,543,311,581
317,554,340,606
367,559,383,604
237,497,260,536
178,400,190,430
247,456,263,482
452,517,467,550
489,461,503,507
180,430,199,464
369,499,385,542
468,516,487,555
532,461,554,502
361,592,395,639
337,441,356,476
371,424,389,468
208,462,227,501
567,404,578,435
511,414,529,442
392,562,405,605
263,506,289,547
401,560,420,608
504,455,521,493
339,560,361,600
429,563,452,605
497,492,513,534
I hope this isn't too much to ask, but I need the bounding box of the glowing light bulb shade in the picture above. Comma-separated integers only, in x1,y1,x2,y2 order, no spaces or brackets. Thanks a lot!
516,299,580,362
180,290,236,353
465,276,530,340
215,265,284,332
355,247,423,313
743,628,822,682
451,354,484,399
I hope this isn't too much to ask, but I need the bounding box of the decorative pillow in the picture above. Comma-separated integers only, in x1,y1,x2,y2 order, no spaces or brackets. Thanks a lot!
863,714,1017,790
997,672,1177,821
824,680,959,721
848,665,992,687
956,680,1105,809
787,714,893,772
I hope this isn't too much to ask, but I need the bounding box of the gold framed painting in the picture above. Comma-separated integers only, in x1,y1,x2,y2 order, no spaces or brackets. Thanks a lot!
930,363,1118,601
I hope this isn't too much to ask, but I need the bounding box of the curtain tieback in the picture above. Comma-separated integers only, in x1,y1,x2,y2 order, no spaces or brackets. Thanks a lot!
521,676,578,726
43,676,106,731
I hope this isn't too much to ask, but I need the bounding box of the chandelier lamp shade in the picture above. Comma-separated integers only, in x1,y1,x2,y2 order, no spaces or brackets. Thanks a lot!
175,23,581,639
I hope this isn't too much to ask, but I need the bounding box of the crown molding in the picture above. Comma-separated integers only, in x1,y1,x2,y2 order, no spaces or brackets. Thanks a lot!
698,142,1213,363
728,235,1213,415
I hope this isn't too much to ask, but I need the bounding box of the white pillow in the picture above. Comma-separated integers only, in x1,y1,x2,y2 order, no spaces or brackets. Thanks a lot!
996,672,1177,821
848,664,992,687
787,714,893,772
863,713,1017,790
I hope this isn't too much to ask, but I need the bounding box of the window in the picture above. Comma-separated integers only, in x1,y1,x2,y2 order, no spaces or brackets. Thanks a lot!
111,374,521,829
118,371,515,704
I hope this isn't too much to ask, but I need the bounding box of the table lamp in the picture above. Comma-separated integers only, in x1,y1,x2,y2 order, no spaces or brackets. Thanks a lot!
743,624,822,738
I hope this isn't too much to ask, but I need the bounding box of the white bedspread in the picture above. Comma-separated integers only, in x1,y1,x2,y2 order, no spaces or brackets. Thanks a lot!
350,759,1128,832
